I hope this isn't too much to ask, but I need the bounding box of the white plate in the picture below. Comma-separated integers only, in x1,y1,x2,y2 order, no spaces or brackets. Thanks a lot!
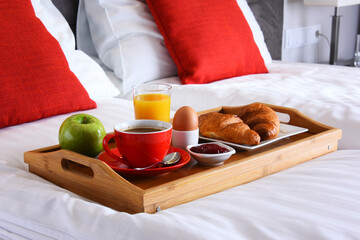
199,123,308,150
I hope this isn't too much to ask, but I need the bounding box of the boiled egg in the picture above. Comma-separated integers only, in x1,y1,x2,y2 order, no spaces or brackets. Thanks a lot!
172,106,198,131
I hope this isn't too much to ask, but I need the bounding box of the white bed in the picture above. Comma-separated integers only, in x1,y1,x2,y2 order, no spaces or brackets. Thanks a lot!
1,98,360,240
107,60,360,150
1,0,360,239
152,61,360,150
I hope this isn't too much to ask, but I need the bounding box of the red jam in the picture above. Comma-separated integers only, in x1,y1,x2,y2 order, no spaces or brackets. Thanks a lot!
190,143,229,154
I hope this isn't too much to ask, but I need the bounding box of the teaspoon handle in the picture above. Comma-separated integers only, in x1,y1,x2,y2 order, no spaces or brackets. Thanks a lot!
134,162,160,171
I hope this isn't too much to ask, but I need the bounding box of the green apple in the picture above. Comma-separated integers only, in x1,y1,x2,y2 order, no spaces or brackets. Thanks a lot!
59,113,106,157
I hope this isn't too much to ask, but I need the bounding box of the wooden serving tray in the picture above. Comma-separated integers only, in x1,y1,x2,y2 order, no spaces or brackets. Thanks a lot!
24,103,342,214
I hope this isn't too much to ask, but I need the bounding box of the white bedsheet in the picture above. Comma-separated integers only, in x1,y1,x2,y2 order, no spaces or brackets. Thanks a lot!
118,61,359,150
0,98,359,240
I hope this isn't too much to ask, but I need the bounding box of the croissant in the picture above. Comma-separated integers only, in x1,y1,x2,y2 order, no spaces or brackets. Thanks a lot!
198,112,261,145
236,103,280,140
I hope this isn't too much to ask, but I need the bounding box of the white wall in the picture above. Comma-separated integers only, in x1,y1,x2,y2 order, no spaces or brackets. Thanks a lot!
282,0,360,64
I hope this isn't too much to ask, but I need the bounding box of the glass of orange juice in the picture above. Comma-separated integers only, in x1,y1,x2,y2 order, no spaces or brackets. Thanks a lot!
133,83,172,122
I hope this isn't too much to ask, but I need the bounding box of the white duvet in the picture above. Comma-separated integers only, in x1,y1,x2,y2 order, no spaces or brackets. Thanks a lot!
1,98,360,240
138,61,360,150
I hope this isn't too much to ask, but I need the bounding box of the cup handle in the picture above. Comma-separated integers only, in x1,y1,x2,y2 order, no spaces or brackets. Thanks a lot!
102,133,129,166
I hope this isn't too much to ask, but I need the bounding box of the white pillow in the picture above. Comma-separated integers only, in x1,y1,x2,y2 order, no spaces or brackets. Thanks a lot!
76,0,98,57
31,0,120,100
31,0,75,51
79,0,271,95
82,0,177,95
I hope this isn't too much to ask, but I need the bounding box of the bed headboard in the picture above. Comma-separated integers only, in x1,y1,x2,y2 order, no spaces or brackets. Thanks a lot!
51,0,283,60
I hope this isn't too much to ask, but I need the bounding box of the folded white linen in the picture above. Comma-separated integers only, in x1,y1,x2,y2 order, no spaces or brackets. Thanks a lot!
0,98,359,240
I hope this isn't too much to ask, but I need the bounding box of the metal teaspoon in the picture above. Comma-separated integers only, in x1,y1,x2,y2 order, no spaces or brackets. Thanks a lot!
134,152,181,170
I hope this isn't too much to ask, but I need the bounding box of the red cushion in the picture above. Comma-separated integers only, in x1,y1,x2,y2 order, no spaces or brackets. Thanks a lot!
0,0,96,128
146,0,269,85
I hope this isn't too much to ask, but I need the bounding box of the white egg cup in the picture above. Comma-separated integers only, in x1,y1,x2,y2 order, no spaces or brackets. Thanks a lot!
171,128,199,150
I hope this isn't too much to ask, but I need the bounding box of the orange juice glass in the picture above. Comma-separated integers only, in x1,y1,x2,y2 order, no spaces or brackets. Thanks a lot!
133,83,172,122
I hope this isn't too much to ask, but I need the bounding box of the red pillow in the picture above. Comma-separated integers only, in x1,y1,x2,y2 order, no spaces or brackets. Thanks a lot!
146,0,269,85
0,0,96,128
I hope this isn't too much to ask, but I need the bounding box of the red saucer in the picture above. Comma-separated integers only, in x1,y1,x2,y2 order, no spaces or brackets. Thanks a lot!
98,146,191,177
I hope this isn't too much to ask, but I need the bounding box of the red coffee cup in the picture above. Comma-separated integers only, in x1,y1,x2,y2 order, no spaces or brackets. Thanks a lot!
102,120,172,168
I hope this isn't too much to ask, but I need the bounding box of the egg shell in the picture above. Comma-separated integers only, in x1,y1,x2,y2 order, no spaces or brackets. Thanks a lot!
172,106,198,131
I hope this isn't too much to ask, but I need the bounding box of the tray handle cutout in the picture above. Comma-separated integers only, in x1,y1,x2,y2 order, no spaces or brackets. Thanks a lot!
61,158,94,179
25,146,143,191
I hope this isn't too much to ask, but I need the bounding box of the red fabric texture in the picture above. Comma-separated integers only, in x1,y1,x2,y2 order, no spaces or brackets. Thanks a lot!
0,0,96,128
146,0,269,85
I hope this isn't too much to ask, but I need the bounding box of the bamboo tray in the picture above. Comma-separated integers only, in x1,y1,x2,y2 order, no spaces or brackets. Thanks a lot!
24,103,342,214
